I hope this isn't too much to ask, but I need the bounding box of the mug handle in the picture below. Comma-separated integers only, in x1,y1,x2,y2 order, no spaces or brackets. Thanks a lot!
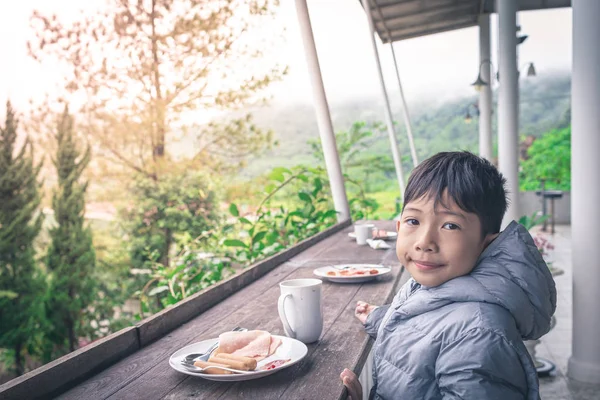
277,293,295,339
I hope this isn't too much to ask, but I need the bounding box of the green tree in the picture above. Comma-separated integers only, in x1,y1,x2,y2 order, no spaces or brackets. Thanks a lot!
28,0,285,181
0,102,45,375
44,107,96,357
123,169,221,273
520,126,571,191
28,0,286,271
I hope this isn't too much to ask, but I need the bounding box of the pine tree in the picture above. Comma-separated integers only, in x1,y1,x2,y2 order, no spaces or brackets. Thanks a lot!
0,101,45,376
45,107,96,355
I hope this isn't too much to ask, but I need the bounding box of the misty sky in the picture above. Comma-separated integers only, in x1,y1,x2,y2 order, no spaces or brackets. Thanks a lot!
0,0,572,115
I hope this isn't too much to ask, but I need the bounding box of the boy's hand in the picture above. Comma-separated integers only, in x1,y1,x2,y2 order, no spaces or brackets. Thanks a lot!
355,301,378,324
341,368,363,400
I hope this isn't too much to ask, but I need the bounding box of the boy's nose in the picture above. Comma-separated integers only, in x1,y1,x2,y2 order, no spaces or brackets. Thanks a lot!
414,242,436,252
414,230,438,252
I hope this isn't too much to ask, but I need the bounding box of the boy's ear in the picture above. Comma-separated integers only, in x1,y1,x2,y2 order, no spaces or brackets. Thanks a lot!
396,220,401,232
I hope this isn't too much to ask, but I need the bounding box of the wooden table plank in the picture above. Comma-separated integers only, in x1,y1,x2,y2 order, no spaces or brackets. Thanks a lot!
60,221,404,400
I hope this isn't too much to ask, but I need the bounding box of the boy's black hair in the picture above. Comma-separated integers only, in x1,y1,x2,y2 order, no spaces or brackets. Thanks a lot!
403,151,508,235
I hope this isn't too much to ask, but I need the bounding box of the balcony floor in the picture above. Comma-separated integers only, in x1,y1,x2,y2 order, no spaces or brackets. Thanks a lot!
535,225,600,400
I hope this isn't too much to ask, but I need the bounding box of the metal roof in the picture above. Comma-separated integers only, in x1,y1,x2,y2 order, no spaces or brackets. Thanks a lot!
364,0,572,43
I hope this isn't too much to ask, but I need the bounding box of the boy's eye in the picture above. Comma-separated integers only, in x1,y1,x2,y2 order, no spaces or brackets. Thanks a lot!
406,219,419,226
443,223,460,230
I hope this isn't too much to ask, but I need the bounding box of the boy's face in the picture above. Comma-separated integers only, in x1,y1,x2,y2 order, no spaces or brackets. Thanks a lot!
396,192,497,287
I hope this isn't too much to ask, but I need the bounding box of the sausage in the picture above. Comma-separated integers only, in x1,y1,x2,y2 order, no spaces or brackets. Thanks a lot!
212,353,257,371
208,355,255,371
193,360,234,374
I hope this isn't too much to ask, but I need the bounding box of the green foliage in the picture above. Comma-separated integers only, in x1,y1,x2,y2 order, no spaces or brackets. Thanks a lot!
122,170,222,271
309,121,397,194
85,221,136,337
520,127,571,191
308,121,390,219
135,162,380,314
224,166,338,265
134,232,233,317
518,212,550,230
0,290,18,299
309,121,382,168
44,107,96,359
0,102,46,376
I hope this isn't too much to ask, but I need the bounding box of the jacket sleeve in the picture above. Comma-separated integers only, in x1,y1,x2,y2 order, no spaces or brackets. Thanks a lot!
436,328,530,400
363,304,390,338
364,278,418,339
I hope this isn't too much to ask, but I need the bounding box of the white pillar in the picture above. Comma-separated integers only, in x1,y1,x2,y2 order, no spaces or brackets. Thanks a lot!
389,44,418,167
497,0,520,226
478,15,493,162
568,0,600,384
294,0,350,221
361,0,406,195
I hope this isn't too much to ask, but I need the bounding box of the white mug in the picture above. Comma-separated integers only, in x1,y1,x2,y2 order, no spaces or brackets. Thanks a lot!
354,223,374,245
277,278,323,343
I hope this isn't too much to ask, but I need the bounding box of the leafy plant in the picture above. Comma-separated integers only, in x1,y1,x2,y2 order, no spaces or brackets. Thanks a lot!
135,162,381,314
122,170,221,271
518,212,550,230
309,121,396,194
308,121,387,218
520,127,571,191
345,175,381,221
134,231,233,317
83,221,138,340
224,166,338,265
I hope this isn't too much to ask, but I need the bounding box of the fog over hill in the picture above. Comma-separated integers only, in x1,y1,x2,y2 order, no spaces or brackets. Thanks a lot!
238,73,570,179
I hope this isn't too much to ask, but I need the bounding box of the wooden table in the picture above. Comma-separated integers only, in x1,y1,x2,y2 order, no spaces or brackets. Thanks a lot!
3,221,408,400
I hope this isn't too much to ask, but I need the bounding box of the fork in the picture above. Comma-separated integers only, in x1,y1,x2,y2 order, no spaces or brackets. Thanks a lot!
181,326,247,365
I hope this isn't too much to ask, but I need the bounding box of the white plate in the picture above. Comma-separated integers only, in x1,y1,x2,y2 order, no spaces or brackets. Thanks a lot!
348,231,397,240
313,264,392,283
169,335,307,381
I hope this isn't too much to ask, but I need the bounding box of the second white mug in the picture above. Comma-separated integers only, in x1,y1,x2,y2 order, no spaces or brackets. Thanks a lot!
354,223,374,245
277,278,323,343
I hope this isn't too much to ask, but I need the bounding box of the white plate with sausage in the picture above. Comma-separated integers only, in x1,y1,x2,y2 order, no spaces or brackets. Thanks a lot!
169,334,307,381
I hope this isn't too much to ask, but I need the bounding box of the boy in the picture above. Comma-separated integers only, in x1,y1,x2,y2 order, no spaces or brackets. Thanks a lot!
341,152,556,400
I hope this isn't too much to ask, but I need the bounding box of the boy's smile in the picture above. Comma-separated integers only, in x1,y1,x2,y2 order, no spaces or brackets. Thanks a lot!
396,192,497,287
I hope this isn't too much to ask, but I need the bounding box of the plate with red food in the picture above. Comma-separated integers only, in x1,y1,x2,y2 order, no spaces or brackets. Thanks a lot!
348,229,397,241
313,264,392,283
169,330,307,381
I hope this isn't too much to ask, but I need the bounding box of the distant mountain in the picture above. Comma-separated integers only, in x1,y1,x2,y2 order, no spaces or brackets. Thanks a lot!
240,73,571,180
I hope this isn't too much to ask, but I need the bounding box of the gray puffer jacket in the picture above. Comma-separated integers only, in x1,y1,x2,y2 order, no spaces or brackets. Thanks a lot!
365,221,557,400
